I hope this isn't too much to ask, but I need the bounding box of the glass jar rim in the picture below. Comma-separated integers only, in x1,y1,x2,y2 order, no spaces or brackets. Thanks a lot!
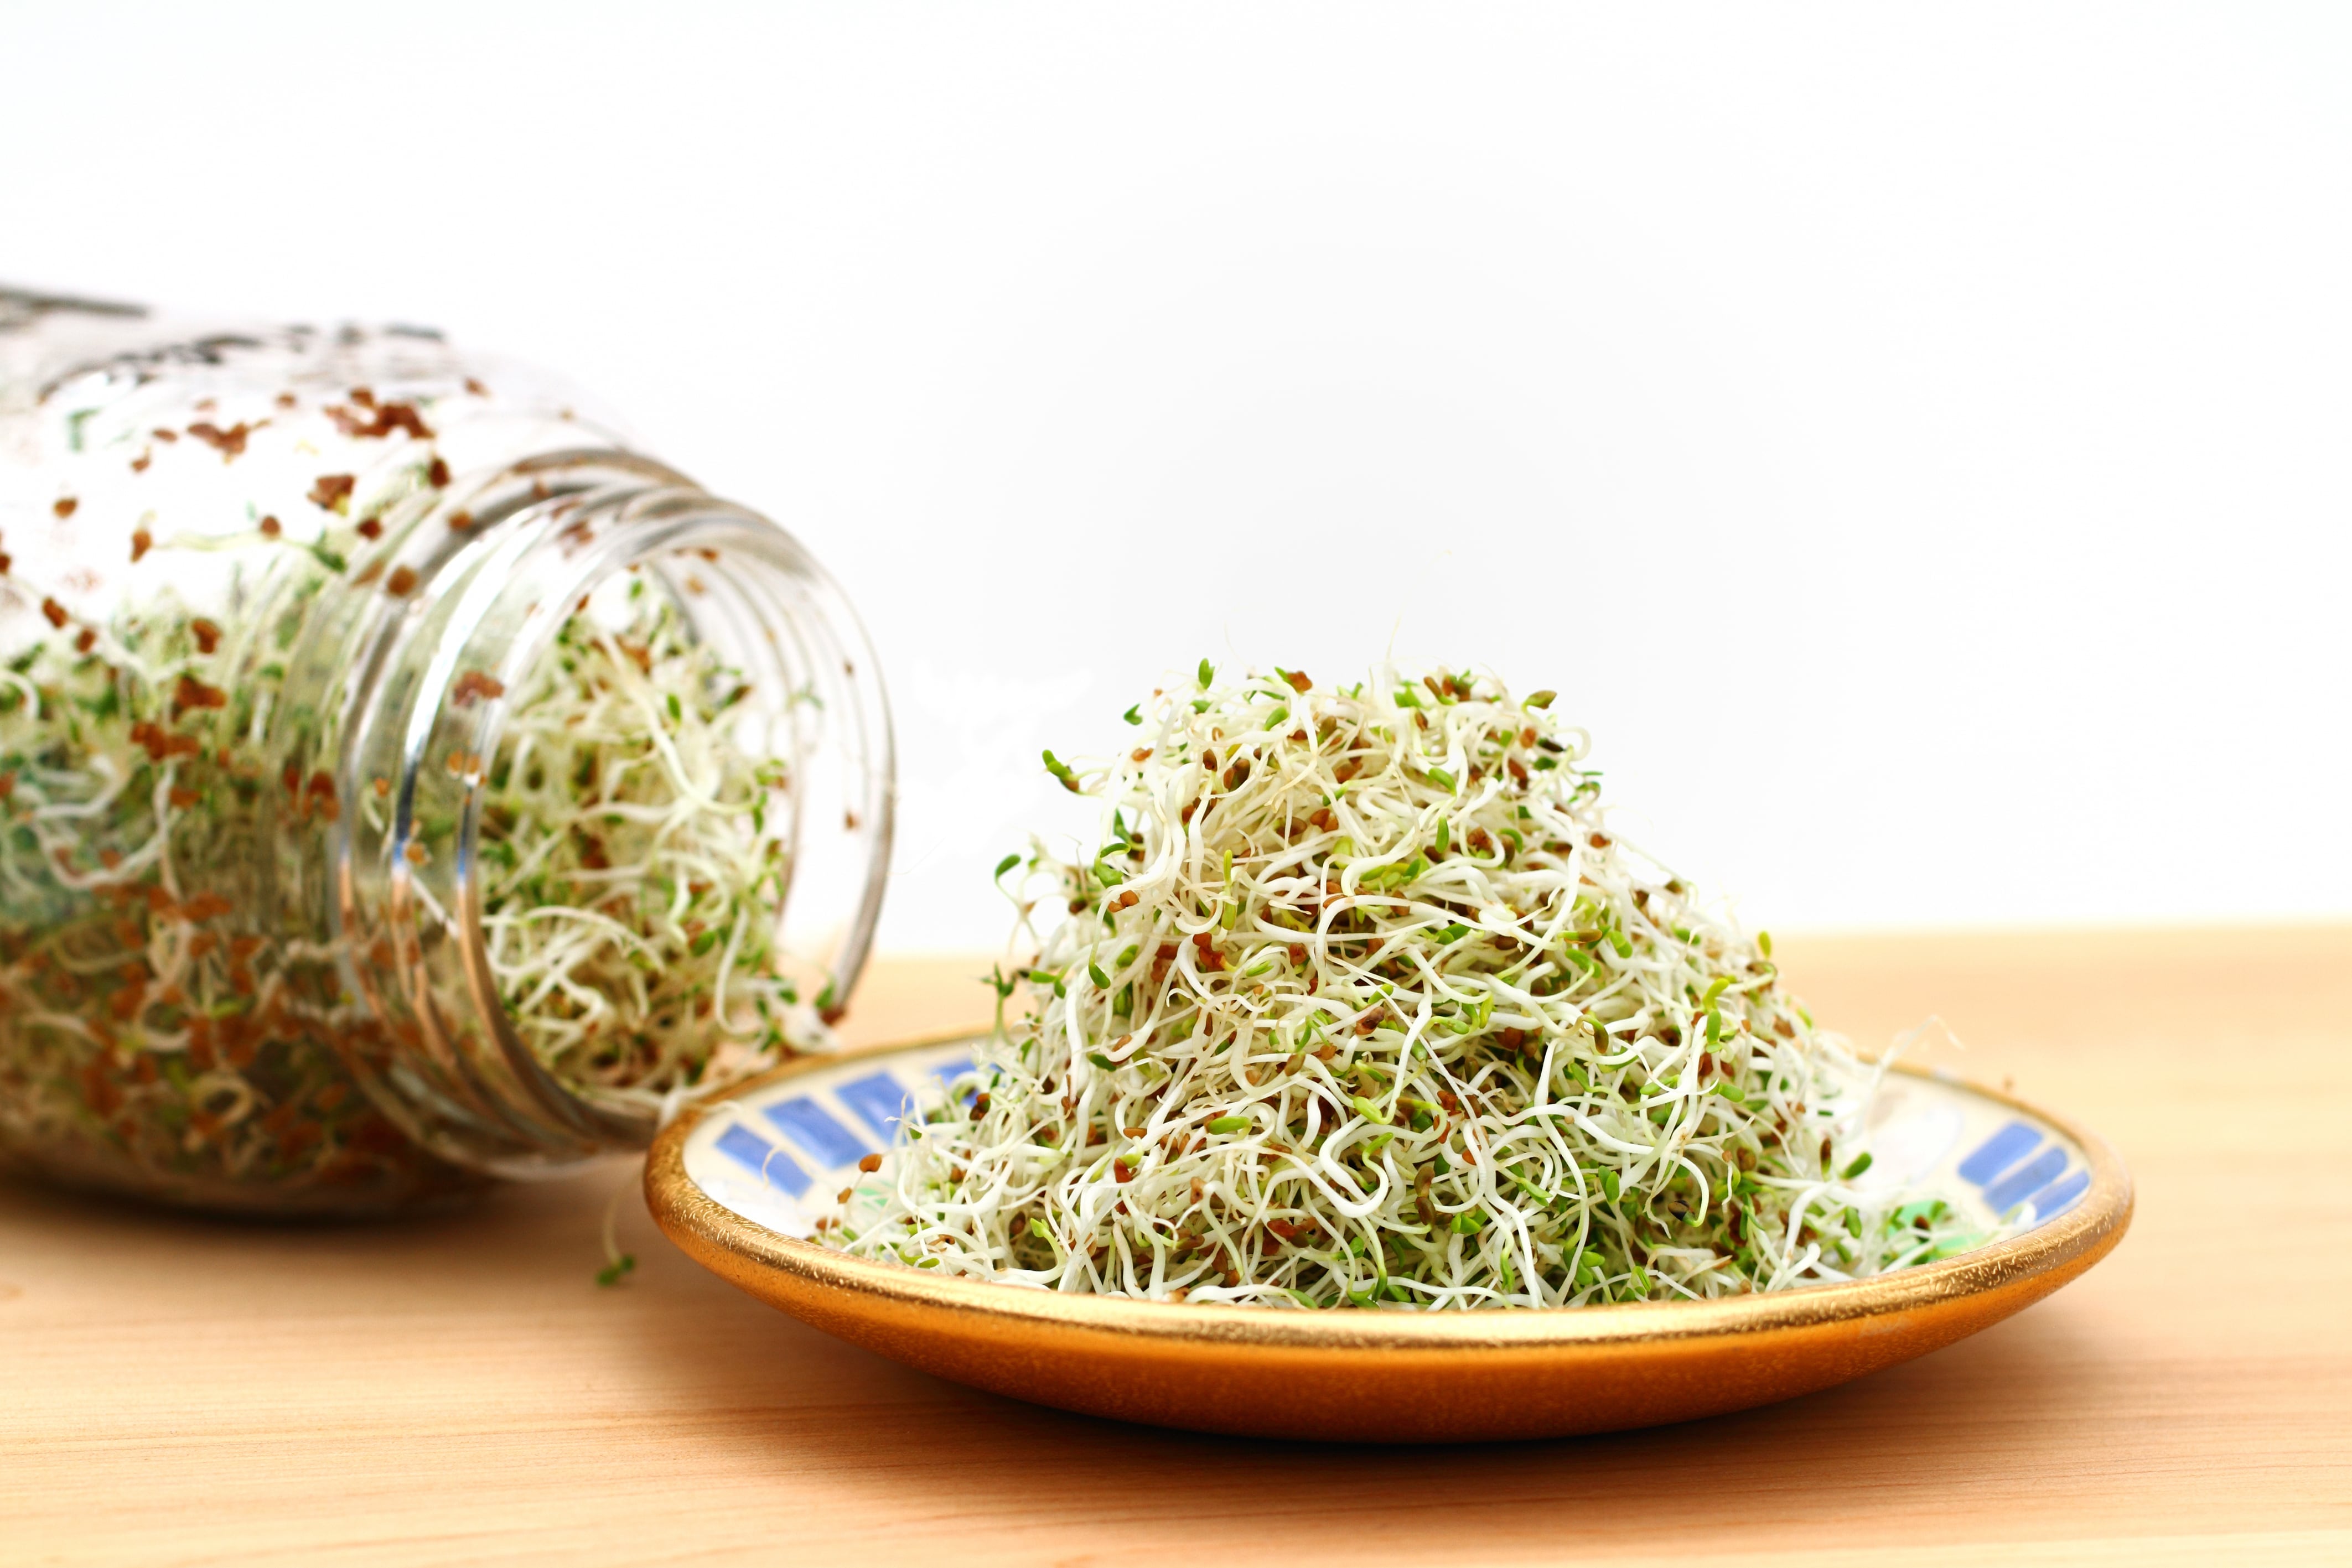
330,450,894,1171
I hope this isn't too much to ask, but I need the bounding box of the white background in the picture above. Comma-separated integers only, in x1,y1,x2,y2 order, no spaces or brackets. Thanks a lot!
5,5,2347,951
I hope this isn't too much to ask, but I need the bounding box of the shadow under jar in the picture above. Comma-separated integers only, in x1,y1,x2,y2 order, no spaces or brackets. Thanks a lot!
0,288,892,1215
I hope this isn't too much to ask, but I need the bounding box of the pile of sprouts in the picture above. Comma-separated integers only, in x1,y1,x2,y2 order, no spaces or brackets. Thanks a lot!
832,663,1997,1309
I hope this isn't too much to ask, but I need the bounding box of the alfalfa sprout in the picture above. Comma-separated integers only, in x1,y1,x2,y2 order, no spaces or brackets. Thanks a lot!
830,663,2001,1309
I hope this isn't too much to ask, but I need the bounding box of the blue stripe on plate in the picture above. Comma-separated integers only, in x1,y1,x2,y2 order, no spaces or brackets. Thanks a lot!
931,1056,977,1103
714,1123,811,1197
2027,1169,2090,1222
1957,1122,2042,1186
764,1096,871,1168
836,1071,915,1139
1984,1146,2069,1213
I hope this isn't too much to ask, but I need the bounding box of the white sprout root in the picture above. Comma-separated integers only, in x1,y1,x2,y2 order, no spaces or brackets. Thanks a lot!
831,662,1999,1310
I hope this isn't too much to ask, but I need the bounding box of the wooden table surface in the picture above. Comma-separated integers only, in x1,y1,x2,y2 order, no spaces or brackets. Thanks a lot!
5,930,2349,1566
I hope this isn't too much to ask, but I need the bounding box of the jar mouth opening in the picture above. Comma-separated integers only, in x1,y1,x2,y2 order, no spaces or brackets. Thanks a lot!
340,455,893,1167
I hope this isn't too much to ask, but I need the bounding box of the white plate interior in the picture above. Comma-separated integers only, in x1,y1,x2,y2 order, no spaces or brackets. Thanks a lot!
682,1041,2095,1253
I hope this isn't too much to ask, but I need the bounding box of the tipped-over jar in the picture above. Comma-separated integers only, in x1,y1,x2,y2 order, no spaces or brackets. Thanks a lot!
0,288,893,1214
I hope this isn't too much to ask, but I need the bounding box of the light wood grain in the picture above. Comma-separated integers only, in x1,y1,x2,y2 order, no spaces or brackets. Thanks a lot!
4,932,2349,1566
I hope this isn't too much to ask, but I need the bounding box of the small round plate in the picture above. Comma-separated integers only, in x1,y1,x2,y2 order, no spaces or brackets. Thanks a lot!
646,1036,2130,1443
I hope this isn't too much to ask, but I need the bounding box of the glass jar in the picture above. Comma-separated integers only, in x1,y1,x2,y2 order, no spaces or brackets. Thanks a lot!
0,287,893,1215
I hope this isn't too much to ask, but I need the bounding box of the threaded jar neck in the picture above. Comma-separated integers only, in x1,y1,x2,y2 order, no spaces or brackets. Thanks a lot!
313,450,892,1174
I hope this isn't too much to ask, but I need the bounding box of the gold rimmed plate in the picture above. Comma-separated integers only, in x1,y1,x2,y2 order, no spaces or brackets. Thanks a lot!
646,1036,2130,1443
